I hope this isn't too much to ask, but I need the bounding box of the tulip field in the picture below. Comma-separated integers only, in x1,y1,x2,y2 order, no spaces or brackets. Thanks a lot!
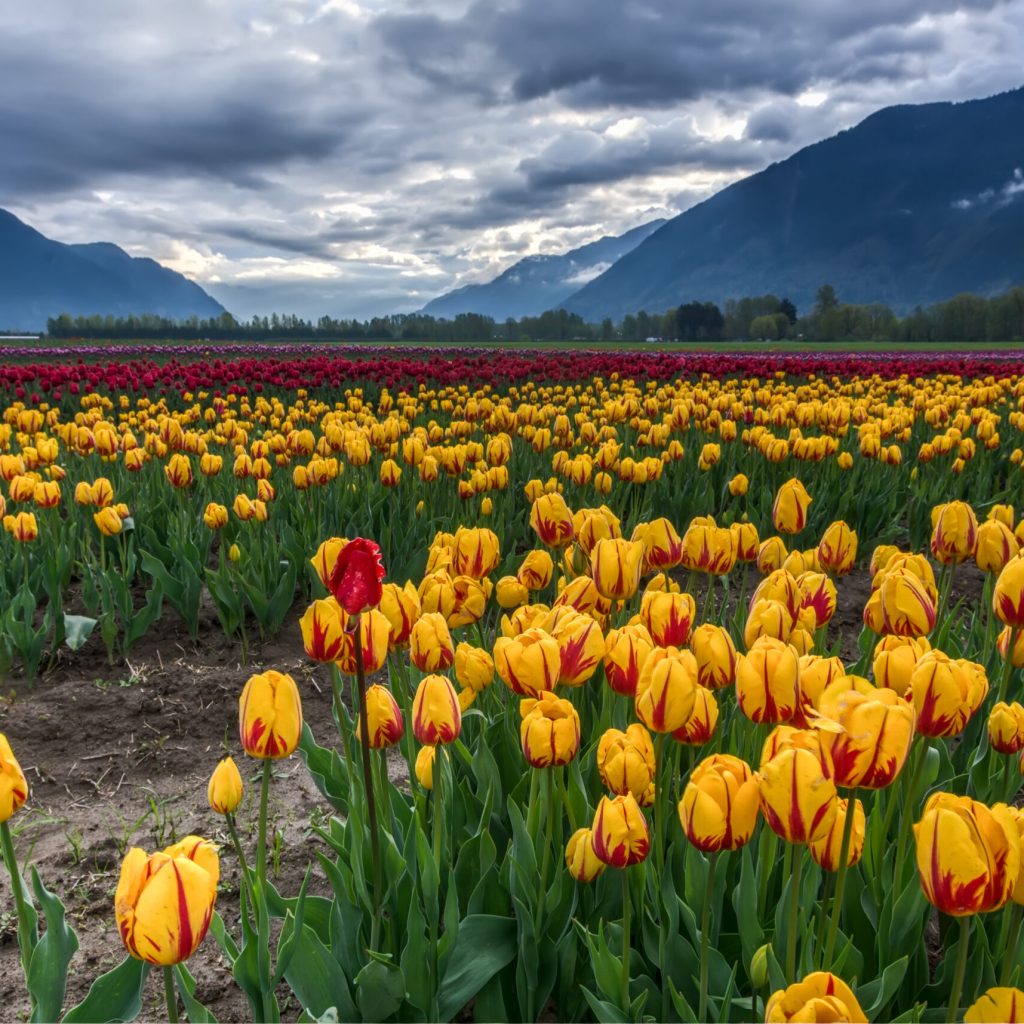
3,344,1024,1023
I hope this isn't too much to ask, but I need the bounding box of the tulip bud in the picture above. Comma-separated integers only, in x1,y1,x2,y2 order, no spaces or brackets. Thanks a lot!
817,521,857,575
520,690,580,767
736,637,799,724
994,558,1024,629
602,623,654,696
239,671,302,759
914,792,1019,914
493,627,561,697
412,674,461,745
976,520,1019,575
115,837,219,964
454,643,494,694
356,685,404,748
772,478,811,535
640,590,695,647
379,581,420,646
207,757,243,815
591,793,650,867
565,828,606,882
0,734,29,823
989,702,1024,754
529,492,574,548
93,506,123,537
678,754,759,852
764,972,867,1023
635,647,699,733
590,537,644,601
750,945,770,991
415,745,436,789
758,746,838,844
597,724,656,803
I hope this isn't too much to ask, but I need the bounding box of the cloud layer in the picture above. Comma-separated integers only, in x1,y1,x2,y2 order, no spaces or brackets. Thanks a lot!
1,0,1021,317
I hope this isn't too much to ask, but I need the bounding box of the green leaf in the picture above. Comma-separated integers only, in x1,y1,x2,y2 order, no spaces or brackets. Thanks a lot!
173,963,219,1024
62,614,97,652
27,867,79,1023
437,915,518,1022
283,923,357,1022
859,955,909,1020
355,957,406,1022
63,956,150,1023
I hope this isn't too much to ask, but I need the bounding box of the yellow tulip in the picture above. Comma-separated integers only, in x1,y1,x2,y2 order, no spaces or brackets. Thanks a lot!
379,581,421,646
690,624,737,690
115,837,219,965
728,473,749,496
529,491,574,548
976,520,1019,575
597,724,656,804
415,745,436,789
864,568,936,637
93,506,123,536
495,575,530,608
590,537,644,600
494,627,561,697
207,757,243,815
356,684,405,748
931,500,979,564
412,674,461,745
772,478,811,535
757,536,788,574
988,702,1024,754
238,670,302,759
810,797,865,872
817,520,857,575
634,646,699,733
520,690,580,767
0,734,28,823
299,597,347,662
744,598,793,648
677,753,759,852
910,651,988,737
591,793,650,867
758,746,838,844
736,637,799,724
451,526,501,579
410,612,455,672
631,517,683,571
731,520,760,562
565,828,606,883
872,634,931,697
517,549,554,591
602,623,654,696
964,987,1024,1023
3,511,38,541
673,686,719,744
540,606,604,686
641,590,696,648
764,972,867,1023
994,558,1024,629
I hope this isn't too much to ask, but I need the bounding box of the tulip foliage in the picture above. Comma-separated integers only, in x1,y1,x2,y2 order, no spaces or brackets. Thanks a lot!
1,350,1024,1021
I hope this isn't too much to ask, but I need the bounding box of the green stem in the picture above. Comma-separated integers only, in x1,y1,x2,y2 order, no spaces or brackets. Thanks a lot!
0,822,34,994
997,628,1020,707
256,760,271,888
429,744,444,1021
225,813,258,929
946,916,971,1024
815,872,834,969
164,965,180,1024
534,769,554,935
1001,904,1024,987
822,792,857,967
621,868,631,1014
699,851,720,1023
328,663,353,783
654,732,669,878
895,741,928,887
786,844,802,983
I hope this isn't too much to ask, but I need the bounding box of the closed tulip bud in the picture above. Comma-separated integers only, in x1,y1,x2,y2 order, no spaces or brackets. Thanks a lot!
977,520,1019,574
989,504,1016,528
810,797,865,871
493,628,561,697
591,793,650,867
379,459,401,487
200,452,222,477
379,580,420,646
3,511,38,541
239,671,302,759
731,520,760,562
590,537,644,600
757,536,788,574
994,558,1024,628
90,477,115,507
744,598,793,648
641,589,696,647
207,757,243,815
634,646,698,732
678,753,759,852
910,650,988,737
817,520,857,575
989,702,1024,754
520,690,580,767
540,606,604,686
415,745,436,789
299,598,347,661
772,478,811,535
165,453,193,489
964,988,1024,1023
115,837,219,965
554,574,610,617
356,685,404,748
74,480,94,506
517,549,554,591
452,526,501,579
797,571,837,629
529,491,574,548
737,637,800,724
759,747,838,844
203,502,228,530
931,500,979,564
914,792,1020,914
33,480,60,508
817,682,915,788
865,568,936,637
603,623,654,696
333,608,391,676
728,473,749,496
572,506,621,554
631,517,683,571
597,723,656,802
93,505,123,536
495,575,530,608
690,623,737,690
412,674,461,745
565,828,606,882
873,634,930,697
680,522,737,575
764,972,867,1023
1000,626,1024,667
0,735,28,823
410,611,455,672
673,686,719,744
454,642,494,693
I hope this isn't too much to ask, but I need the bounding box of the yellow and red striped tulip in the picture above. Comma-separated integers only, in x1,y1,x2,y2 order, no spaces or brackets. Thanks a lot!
743,598,793,648
410,611,455,672
299,598,347,662
793,654,846,725
772,478,811,535
529,492,574,548
873,634,931,697
677,753,759,852
333,609,391,676
810,797,865,872
965,988,1024,1023
591,793,650,867
931,500,979,564
910,651,988,737
540,606,604,686
757,536,788,574
989,702,1024,754
454,643,494,694
641,589,696,647
736,637,800,724
994,558,1024,629
452,526,501,579
689,623,737,690
590,537,644,600
239,671,302,759
412,674,461,745
817,520,857,575
565,828,606,883
603,623,654,696
207,757,243,815
634,646,699,733
672,686,719,744
356,685,404,748
520,690,580,767
764,972,867,1023
758,746,838,844
631,517,683,571
493,628,561,697
0,734,28,823
517,549,554,591
976,520,1019,575
597,724,656,804
379,580,420,646
731,520,760,562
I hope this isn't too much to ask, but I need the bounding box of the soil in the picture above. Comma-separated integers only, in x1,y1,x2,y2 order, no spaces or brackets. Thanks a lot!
0,561,987,1022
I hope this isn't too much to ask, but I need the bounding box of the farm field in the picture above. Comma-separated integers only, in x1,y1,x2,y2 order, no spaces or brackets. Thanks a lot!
1,344,1024,1023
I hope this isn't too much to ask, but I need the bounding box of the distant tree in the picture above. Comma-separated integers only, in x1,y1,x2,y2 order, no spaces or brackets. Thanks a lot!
676,301,724,341
779,297,798,323
815,284,839,315
600,318,615,342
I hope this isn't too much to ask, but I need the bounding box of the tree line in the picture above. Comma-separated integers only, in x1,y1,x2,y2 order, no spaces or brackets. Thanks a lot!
44,284,1024,344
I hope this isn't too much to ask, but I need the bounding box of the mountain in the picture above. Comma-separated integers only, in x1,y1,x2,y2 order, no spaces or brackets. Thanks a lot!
0,209,225,331
561,87,1024,320
421,219,664,320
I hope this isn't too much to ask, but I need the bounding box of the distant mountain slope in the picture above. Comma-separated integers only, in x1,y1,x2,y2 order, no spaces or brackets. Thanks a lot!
421,219,664,320
561,87,1024,320
0,209,225,331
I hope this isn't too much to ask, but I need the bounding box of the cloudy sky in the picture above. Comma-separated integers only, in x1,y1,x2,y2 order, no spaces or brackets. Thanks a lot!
2,0,1023,319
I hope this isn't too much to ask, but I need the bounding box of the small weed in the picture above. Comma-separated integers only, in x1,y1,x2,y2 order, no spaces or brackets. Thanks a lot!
65,828,84,866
